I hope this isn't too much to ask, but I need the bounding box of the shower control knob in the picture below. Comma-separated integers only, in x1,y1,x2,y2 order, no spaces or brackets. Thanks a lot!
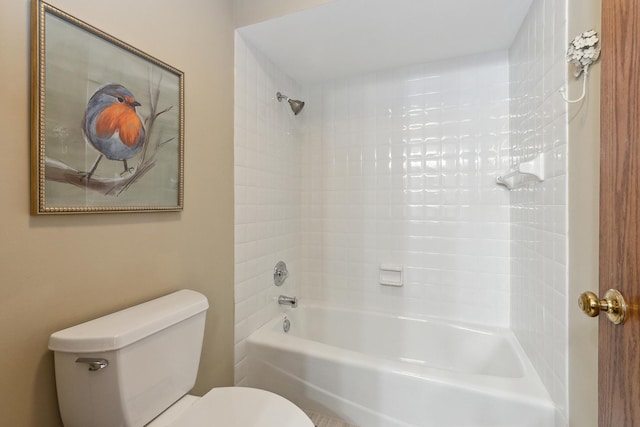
578,289,627,325
274,261,289,286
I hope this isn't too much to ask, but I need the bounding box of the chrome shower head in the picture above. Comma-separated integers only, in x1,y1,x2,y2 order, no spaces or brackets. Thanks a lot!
288,99,305,115
277,92,305,115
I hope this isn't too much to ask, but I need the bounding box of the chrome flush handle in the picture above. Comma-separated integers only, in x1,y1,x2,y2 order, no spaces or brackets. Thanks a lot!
76,358,109,371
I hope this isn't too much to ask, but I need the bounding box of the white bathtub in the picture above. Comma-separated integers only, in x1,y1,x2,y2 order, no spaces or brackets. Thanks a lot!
245,303,554,427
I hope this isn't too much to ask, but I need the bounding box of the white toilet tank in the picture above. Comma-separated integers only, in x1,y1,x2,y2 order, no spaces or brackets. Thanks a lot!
48,290,209,427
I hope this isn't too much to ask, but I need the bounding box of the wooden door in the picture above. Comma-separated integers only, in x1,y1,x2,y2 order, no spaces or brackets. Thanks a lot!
599,0,640,425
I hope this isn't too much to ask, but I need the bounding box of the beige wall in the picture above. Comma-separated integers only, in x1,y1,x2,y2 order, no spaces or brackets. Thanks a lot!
568,0,601,426
234,0,334,27
0,1,235,426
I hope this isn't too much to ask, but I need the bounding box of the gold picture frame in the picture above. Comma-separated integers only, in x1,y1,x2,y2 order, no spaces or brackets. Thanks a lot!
31,0,184,214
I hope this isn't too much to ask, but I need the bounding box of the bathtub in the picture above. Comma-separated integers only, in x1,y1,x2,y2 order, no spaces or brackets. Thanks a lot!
245,303,555,427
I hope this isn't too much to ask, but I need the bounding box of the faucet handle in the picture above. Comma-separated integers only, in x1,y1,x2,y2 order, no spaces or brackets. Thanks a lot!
274,261,289,286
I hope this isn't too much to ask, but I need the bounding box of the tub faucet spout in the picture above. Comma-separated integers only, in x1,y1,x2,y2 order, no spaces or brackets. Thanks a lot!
278,295,298,308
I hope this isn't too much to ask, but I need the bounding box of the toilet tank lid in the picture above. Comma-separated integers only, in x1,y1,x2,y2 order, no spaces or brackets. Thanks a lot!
48,290,209,353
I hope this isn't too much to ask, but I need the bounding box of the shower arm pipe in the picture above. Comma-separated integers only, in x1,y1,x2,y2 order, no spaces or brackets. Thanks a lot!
560,64,590,104
276,92,288,102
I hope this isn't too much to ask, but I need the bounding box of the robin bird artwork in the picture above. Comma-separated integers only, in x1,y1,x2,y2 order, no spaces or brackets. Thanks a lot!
82,83,146,180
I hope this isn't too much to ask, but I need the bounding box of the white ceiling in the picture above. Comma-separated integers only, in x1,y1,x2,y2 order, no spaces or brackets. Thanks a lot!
238,0,534,83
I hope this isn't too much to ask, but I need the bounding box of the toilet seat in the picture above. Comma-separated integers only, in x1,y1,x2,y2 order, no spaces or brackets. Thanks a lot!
166,387,314,427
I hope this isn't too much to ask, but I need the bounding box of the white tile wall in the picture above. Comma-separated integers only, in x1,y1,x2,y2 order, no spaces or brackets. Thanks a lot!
234,44,514,384
234,34,302,385
509,0,568,425
299,53,513,326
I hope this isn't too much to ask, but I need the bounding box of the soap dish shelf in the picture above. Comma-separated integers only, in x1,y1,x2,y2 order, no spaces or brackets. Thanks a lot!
496,153,545,190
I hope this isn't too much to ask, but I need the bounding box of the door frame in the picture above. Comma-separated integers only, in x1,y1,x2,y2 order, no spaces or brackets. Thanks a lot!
567,0,601,426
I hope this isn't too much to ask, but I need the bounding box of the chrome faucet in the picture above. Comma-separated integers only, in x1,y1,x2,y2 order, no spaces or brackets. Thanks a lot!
278,295,297,308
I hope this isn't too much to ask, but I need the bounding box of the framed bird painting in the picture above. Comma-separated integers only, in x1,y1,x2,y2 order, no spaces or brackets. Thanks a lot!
30,0,184,214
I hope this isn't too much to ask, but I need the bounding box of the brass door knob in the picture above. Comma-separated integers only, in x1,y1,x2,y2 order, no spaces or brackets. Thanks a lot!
578,289,627,325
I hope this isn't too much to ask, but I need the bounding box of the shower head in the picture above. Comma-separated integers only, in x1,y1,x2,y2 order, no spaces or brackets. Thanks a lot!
277,92,305,115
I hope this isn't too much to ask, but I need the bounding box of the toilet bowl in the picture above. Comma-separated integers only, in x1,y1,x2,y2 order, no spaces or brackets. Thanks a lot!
48,290,313,427
148,387,313,427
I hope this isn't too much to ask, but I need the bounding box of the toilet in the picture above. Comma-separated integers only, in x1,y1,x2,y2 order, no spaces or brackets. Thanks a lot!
48,289,314,427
